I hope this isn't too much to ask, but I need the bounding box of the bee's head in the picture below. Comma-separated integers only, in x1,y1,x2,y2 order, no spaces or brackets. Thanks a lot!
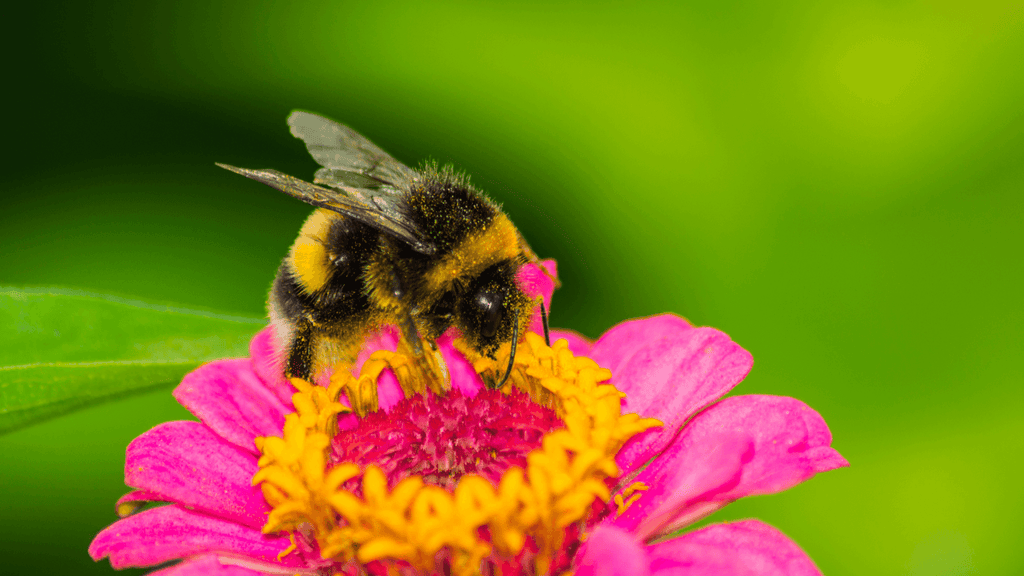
455,260,534,358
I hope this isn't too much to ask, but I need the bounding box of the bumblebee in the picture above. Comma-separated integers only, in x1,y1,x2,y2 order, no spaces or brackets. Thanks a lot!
218,111,550,388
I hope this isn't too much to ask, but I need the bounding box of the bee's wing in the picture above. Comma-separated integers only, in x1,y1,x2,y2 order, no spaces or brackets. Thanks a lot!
287,110,418,189
216,164,436,255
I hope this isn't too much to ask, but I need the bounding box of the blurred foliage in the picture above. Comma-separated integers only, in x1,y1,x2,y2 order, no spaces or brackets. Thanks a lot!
0,288,261,433
1,1,1021,575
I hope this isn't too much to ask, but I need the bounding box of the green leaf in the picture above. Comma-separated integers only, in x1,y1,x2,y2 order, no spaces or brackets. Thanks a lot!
0,287,265,434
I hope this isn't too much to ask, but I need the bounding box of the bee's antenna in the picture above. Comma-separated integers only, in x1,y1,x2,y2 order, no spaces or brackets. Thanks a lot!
540,298,551,346
496,315,518,389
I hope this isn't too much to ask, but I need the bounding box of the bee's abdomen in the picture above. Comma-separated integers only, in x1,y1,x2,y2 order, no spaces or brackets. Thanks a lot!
275,209,380,331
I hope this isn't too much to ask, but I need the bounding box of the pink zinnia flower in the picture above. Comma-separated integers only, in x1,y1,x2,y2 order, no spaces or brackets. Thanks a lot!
90,262,847,576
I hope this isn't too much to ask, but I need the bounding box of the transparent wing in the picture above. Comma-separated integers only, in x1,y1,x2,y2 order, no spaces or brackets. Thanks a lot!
216,163,436,255
287,110,418,189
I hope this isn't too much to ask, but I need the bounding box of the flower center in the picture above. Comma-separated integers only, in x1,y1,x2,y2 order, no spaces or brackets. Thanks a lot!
253,333,661,576
331,388,562,490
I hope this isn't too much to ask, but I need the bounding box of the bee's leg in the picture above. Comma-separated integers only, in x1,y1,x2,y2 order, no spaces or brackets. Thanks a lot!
285,316,316,381
540,296,551,346
494,315,519,389
398,313,450,393
398,314,423,357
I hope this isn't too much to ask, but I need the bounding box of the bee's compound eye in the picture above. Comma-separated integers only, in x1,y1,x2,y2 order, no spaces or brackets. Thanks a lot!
475,291,503,339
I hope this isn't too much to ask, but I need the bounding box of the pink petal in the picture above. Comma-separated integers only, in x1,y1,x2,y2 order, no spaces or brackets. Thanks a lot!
439,332,486,397
174,358,291,454
148,555,267,576
551,329,591,357
575,524,652,576
646,520,822,576
124,421,269,528
625,395,847,539
609,435,751,541
248,326,296,405
590,315,753,475
682,395,848,499
374,367,407,411
516,259,558,336
89,504,302,569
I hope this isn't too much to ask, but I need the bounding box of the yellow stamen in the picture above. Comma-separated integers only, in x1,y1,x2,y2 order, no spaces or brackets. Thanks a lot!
254,333,662,576
614,481,650,516
116,501,144,518
330,352,389,418
277,533,298,561
330,337,450,417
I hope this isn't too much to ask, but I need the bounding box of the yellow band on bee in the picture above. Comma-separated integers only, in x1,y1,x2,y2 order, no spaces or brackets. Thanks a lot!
424,214,521,294
290,209,335,294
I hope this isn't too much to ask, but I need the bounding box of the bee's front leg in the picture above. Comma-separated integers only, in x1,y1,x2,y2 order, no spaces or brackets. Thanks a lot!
396,312,450,394
398,313,423,357
285,316,317,381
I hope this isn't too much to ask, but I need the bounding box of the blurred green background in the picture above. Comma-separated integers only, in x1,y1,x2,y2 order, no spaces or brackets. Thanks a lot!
2,1,1021,574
